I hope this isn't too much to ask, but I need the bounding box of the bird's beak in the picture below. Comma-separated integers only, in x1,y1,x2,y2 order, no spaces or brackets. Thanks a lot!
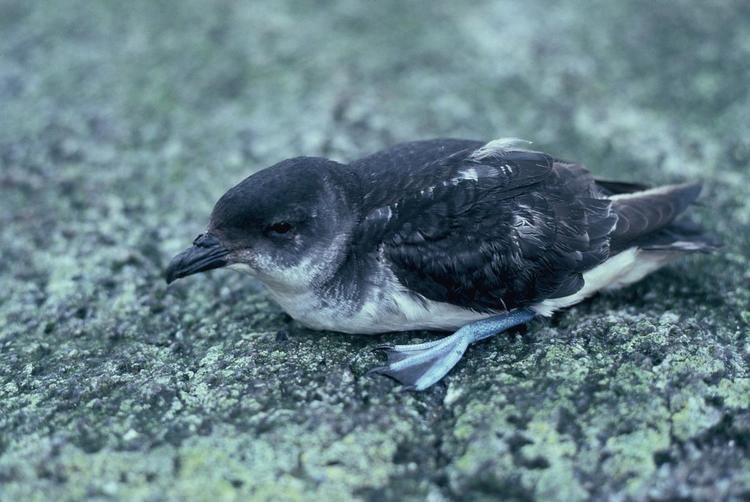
165,233,229,284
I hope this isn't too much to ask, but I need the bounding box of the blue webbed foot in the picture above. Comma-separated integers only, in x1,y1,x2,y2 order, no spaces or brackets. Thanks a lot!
369,309,536,391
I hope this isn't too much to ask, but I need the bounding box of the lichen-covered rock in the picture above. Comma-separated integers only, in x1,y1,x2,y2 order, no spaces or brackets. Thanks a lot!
1,0,748,500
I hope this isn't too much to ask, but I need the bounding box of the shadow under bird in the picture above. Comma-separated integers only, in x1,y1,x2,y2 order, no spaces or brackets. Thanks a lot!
165,138,718,390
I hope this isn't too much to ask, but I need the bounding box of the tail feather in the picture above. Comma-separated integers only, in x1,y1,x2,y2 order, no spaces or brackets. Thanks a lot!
633,220,721,252
595,178,651,196
608,182,707,252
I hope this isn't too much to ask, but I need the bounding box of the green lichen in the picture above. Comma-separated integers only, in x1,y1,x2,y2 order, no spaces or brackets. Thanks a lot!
1,0,749,499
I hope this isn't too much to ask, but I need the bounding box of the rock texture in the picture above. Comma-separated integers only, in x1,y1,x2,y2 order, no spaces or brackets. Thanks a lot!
1,0,749,500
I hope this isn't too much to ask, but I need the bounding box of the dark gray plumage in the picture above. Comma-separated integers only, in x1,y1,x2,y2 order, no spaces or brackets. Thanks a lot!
165,138,718,390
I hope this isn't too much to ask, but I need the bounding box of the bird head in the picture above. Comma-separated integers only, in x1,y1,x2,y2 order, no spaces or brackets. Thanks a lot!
165,157,359,291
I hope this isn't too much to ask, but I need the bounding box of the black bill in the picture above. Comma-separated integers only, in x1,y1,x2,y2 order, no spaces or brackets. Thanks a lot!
165,233,229,284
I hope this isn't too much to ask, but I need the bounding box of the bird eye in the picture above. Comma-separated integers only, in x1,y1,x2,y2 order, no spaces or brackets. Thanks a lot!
268,221,293,235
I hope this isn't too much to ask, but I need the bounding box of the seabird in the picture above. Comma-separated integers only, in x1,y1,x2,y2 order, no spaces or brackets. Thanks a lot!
165,138,718,390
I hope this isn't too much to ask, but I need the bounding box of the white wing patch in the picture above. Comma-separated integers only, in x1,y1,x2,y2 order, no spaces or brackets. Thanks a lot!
470,137,534,161
365,205,392,223
419,185,436,196
457,167,479,181
445,164,504,187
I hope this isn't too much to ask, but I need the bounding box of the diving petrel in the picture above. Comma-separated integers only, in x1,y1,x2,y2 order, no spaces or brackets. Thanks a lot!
165,138,717,390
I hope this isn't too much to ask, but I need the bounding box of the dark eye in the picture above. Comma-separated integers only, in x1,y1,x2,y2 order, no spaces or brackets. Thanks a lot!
268,221,293,235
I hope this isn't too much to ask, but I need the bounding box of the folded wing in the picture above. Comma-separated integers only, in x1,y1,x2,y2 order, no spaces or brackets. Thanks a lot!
375,143,617,312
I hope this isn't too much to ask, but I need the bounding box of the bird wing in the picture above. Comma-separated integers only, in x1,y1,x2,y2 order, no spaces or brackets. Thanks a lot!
361,141,618,312
350,138,484,177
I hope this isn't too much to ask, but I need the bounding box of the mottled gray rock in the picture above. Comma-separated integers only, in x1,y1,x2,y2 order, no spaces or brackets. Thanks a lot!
1,0,748,500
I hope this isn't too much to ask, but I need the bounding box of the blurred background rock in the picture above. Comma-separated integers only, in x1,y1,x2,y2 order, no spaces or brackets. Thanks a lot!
1,0,748,499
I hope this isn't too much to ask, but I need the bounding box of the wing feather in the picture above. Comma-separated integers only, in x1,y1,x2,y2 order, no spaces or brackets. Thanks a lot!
370,144,616,312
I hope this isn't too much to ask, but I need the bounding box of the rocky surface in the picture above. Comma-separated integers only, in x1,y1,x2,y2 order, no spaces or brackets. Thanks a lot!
1,0,749,500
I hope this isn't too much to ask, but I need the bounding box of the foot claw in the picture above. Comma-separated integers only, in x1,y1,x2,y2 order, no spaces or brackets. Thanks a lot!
367,335,470,391
369,343,395,352
366,365,389,377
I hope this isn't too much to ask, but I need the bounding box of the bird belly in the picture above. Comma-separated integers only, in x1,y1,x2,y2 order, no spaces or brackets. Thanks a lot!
258,247,676,332
531,247,678,316
264,277,492,334
342,287,493,334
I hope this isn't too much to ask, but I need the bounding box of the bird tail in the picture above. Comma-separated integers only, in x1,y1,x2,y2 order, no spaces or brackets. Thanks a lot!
600,181,721,254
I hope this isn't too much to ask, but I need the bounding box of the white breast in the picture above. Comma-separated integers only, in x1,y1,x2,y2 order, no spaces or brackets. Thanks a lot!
250,246,675,334
265,275,492,334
